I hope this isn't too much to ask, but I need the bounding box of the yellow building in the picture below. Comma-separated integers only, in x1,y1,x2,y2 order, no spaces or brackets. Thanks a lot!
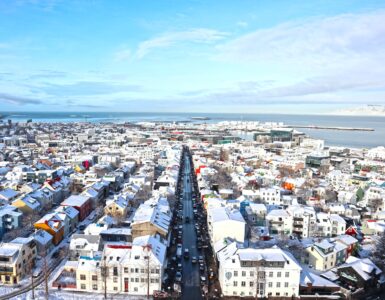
0,237,37,285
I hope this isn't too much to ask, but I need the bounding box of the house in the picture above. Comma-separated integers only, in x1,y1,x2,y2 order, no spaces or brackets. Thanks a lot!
334,235,359,258
300,269,340,297
266,209,292,236
329,214,347,237
0,188,20,204
0,205,22,238
0,237,37,284
217,243,302,298
259,187,281,205
336,256,383,289
100,228,132,244
303,239,347,271
34,213,64,245
75,234,166,295
12,195,41,214
104,195,129,218
61,195,91,221
69,234,101,260
287,205,317,239
33,229,54,254
55,205,79,233
131,198,171,240
207,206,246,245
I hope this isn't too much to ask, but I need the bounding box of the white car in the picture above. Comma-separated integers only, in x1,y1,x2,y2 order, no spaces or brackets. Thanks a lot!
175,272,182,282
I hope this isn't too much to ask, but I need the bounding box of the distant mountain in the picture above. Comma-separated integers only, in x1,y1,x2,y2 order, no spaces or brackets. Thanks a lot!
331,105,385,116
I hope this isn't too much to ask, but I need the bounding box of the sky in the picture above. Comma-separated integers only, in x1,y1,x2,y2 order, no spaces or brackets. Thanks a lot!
0,0,385,114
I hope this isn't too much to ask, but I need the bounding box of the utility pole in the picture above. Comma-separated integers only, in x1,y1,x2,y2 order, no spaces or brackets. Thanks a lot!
43,251,49,300
30,260,35,300
142,244,152,300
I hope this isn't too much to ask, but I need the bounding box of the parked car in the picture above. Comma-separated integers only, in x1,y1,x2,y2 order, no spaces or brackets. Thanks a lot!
175,272,182,282
192,256,197,264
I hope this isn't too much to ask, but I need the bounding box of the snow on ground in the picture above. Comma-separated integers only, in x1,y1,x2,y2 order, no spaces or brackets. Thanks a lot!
10,290,151,300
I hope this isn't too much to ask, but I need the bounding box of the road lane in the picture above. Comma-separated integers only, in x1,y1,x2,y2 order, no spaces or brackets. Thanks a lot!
181,153,202,300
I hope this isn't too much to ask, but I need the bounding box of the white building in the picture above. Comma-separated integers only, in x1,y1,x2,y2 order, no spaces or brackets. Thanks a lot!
258,187,281,205
207,207,246,245
218,244,301,298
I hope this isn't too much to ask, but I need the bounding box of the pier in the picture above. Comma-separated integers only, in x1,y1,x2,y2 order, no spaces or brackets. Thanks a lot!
285,125,374,131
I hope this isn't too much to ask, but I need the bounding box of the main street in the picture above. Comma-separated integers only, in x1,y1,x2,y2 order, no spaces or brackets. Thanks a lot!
181,152,202,300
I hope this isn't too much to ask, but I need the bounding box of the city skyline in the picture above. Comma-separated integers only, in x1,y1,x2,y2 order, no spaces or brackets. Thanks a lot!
1,0,385,113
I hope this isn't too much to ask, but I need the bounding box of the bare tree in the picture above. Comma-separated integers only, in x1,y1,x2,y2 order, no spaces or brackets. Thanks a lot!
372,231,385,273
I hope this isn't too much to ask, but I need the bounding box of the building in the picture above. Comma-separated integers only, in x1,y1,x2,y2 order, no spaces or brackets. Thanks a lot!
61,195,91,221
75,235,166,295
207,206,246,245
303,239,347,271
218,244,301,298
336,256,383,289
34,213,64,245
0,237,37,284
0,205,22,238
266,209,292,236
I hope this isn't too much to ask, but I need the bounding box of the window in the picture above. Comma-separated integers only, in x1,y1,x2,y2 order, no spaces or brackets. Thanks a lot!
234,271,238,277
113,277,118,283
151,269,155,274
285,272,289,277
155,268,160,274
130,268,134,273
113,287,118,291
134,287,138,292
151,278,155,283
135,268,139,273
241,281,246,287
285,282,289,288
250,271,254,277
276,292,280,296
233,281,238,287
81,284,86,290
269,272,273,277
135,278,139,282
124,267,129,273
277,272,281,278
92,284,97,290
141,269,145,273
268,282,273,288
250,281,254,287
80,275,86,280
242,271,246,277
130,278,134,282
92,275,97,281
113,267,118,276
276,282,281,288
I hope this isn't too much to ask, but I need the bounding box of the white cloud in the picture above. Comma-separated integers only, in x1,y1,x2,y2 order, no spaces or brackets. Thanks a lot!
218,10,385,65
114,48,131,62
236,21,248,28
136,28,228,59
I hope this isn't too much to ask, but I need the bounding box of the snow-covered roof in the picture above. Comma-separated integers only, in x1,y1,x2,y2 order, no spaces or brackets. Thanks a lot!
34,229,53,245
209,207,245,224
61,195,90,207
338,256,382,281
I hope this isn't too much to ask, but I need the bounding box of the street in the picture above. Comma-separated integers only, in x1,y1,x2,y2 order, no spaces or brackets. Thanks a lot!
181,153,203,300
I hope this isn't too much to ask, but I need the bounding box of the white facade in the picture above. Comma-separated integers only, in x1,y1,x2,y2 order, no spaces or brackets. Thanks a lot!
218,245,301,298
207,207,246,245
259,187,281,205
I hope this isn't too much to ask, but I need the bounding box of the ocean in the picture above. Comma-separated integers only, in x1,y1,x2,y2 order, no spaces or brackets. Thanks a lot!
1,112,384,149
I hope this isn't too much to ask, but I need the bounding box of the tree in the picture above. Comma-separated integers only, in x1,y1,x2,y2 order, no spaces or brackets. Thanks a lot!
372,232,385,273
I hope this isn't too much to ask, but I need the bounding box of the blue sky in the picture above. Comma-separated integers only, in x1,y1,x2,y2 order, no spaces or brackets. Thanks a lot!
0,0,385,113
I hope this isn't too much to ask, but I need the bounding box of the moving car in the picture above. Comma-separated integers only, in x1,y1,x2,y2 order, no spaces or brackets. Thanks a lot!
184,248,190,259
